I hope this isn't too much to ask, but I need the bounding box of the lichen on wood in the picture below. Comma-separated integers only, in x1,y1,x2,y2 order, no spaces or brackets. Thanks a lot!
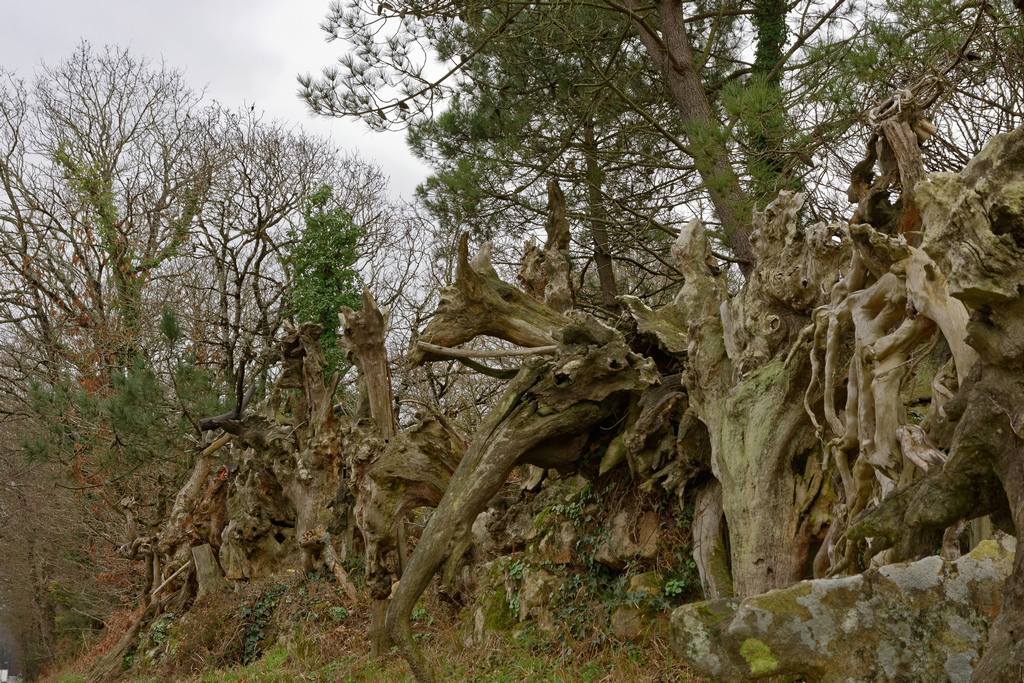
407,233,571,366
387,317,657,683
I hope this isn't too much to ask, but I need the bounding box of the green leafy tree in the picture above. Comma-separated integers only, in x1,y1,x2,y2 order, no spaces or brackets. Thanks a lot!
402,1,713,311
284,185,365,377
304,0,1022,278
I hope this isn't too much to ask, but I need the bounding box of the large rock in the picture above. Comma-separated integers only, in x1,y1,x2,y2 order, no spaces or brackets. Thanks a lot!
611,605,645,641
671,534,1015,682
594,510,660,570
629,570,664,597
518,567,565,622
474,474,590,559
611,571,667,642
468,583,518,645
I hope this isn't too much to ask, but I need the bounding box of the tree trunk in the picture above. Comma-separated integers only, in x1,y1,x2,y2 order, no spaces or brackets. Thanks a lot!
623,0,754,274
517,180,577,314
339,287,396,438
583,121,619,312
388,318,657,682
191,544,227,599
747,0,795,206
370,598,392,656
630,193,848,595
340,289,398,657
342,289,471,657
705,358,832,594
692,479,732,598
408,234,570,366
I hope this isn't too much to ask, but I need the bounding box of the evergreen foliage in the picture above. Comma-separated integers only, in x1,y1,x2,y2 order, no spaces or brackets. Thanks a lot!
284,185,365,377
400,0,711,306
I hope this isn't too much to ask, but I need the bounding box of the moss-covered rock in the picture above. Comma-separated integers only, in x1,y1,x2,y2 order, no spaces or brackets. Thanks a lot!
628,570,664,598
518,567,565,623
469,584,519,645
671,534,1015,681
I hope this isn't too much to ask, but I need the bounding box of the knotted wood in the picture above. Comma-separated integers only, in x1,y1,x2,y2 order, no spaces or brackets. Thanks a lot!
408,233,570,366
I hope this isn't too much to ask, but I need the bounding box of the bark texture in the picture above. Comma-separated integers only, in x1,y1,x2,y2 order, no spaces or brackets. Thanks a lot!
408,234,571,366
848,125,1024,681
387,316,658,682
624,197,846,597
518,180,578,314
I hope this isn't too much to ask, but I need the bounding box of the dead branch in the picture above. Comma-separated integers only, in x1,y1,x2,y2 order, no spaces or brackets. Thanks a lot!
408,233,570,366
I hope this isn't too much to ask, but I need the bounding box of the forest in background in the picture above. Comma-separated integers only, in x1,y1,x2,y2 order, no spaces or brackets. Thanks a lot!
1,0,1023,681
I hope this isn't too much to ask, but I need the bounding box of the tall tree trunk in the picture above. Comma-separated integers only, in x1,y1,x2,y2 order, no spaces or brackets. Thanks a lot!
339,289,396,656
623,0,754,275
583,121,619,312
748,0,795,207
632,193,847,596
29,539,54,665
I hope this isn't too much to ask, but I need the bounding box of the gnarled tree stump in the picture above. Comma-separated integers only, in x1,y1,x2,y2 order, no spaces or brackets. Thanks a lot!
388,317,657,682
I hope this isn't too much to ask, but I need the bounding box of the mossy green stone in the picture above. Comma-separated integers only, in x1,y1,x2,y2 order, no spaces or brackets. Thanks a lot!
740,637,779,676
747,582,811,619
970,537,1011,562
482,589,517,632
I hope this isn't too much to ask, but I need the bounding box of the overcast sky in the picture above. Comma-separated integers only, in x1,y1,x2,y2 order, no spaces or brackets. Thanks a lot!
0,0,430,199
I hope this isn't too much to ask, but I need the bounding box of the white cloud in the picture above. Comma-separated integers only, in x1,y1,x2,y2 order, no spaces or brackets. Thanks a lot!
0,0,430,198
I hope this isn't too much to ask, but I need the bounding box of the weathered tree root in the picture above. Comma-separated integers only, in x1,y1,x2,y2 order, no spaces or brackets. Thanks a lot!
387,317,657,682
407,233,570,367
840,124,1024,679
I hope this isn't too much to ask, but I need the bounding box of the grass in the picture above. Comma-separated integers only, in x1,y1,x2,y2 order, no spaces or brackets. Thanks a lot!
41,570,703,683
44,481,709,683
167,623,702,683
